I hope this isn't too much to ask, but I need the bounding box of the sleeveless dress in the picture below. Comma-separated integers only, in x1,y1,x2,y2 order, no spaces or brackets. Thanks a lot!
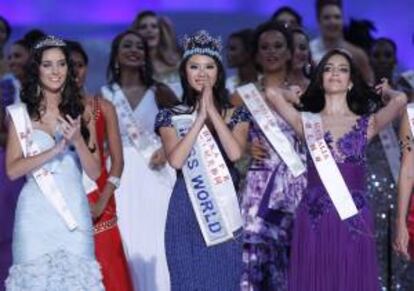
5,110,103,290
0,78,23,291
240,110,306,290
154,106,250,291
289,115,380,291
103,84,176,291
87,97,133,291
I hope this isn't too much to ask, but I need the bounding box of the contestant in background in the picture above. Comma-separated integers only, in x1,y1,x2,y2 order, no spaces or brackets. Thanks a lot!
68,40,133,291
238,22,306,291
310,0,374,83
225,29,257,95
156,30,250,290
288,27,312,92
0,16,11,77
0,33,44,290
102,30,177,291
131,10,182,97
5,35,103,290
265,48,406,291
367,36,406,289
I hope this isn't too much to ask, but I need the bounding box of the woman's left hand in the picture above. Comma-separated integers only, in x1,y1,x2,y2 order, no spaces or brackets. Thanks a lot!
375,78,392,102
149,147,167,170
58,115,82,146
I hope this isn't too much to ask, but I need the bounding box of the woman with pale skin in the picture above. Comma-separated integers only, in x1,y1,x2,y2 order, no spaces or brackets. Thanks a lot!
102,30,178,291
131,11,181,89
67,40,133,291
5,36,103,290
310,1,374,84
265,49,406,290
155,30,250,290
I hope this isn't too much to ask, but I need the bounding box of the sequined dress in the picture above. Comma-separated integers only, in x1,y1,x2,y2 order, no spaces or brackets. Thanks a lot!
289,115,380,291
154,106,250,291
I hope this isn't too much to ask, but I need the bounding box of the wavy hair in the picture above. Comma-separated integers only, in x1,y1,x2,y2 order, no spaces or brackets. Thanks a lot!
300,49,382,115
131,10,180,68
20,41,91,145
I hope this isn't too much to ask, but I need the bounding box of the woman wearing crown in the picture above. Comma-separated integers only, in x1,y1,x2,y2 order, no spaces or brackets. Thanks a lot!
155,30,250,290
4,36,104,290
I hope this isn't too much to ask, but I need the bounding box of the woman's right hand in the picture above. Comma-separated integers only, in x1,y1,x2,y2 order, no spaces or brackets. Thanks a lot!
393,221,410,260
249,139,268,161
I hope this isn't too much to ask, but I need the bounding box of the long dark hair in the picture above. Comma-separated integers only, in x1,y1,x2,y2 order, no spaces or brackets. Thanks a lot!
177,54,230,116
107,30,179,109
300,49,382,115
20,42,91,144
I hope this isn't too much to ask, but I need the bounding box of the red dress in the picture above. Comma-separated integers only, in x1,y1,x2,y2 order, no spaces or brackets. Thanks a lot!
88,97,134,291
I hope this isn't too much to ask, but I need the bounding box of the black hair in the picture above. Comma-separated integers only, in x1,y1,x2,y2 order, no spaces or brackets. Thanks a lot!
178,53,230,115
252,21,294,72
316,0,343,20
271,6,303,27
21,38,92,146
300,48,382,115
66,40,89,65
107,30,179,109
13,29,46,51
228,28,254,54
371,37,397,55
0,16,12,42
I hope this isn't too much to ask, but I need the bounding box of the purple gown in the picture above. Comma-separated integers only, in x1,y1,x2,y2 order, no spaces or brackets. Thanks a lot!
289,115,379,291
0,78,23,290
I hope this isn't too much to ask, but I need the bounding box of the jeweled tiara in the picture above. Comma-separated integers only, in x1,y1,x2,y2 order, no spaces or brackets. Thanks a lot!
181,30,222,61
34,35,66,50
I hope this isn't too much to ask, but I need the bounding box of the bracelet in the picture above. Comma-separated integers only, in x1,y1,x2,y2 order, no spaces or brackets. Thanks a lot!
107,176,121,189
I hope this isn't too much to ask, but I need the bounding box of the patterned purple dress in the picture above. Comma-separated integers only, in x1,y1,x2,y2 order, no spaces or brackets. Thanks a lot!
289,115,379,291
0,78,23,290
241,109,307,290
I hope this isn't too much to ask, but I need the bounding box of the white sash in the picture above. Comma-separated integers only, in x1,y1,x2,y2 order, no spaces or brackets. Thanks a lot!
378,125,400,182
172,114,242,246
7,103,78,230
407,103,414,139
302,112,358,220
236,83,306,177
101,84,159,161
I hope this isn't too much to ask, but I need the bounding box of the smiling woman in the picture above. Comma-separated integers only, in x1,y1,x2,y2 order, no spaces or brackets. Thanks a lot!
4,35,104,290
101,29,178,291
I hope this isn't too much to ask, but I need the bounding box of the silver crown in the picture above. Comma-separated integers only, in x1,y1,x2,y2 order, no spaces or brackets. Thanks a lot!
181,30,222,61
34,35,66,50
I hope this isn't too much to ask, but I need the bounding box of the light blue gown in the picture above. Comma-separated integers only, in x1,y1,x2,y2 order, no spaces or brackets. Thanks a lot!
5,129,104,290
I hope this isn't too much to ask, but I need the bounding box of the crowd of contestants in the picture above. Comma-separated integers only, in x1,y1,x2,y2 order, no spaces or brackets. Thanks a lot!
0,0,414,290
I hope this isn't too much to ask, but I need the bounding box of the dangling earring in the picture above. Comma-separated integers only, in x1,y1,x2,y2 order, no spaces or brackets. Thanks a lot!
36,85,42,97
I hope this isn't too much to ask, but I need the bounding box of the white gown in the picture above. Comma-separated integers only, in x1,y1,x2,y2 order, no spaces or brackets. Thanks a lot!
103,84,176,291
5,126,103,290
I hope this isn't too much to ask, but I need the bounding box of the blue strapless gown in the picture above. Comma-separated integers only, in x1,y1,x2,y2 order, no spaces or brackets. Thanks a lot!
5,130,104,290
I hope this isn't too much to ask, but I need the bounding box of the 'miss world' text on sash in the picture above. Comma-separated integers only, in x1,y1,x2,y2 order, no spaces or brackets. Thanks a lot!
172,114,242,246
